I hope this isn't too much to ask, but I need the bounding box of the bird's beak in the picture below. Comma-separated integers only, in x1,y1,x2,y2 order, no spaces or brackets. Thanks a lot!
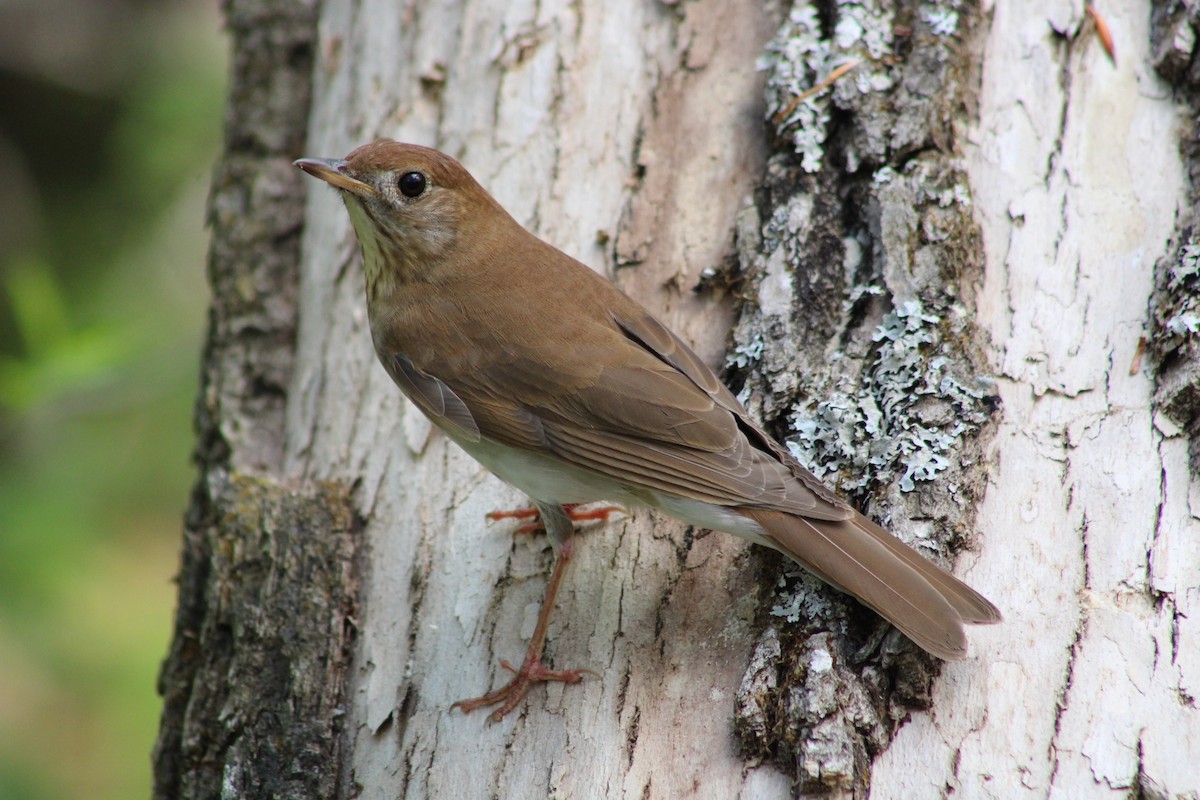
294,157,378,198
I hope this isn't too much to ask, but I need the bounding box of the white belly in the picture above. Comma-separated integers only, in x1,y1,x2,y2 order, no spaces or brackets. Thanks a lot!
448,432,770,543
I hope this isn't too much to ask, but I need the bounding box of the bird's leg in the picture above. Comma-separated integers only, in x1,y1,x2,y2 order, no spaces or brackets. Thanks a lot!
485,502,623,535
452,502,599,721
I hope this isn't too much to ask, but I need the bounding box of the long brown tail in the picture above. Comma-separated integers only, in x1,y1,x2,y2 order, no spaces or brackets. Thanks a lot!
740,508,1001,660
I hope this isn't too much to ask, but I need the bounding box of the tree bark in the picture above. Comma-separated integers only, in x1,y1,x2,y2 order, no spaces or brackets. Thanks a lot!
871,1,1200,796
290,2,786,796
154,0,1200,797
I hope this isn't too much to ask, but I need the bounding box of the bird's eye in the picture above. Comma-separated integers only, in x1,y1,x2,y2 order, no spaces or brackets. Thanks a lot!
397,171,427,198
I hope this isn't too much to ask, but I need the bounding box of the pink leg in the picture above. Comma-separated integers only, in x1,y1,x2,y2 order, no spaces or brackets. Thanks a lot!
450,536,598,721
486,502,622,534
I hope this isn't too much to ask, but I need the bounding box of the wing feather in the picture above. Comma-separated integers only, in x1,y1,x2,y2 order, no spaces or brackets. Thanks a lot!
435,339,851,519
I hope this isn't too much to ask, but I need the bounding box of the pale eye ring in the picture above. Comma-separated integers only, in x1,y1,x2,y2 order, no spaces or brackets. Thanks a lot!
397,171,427,198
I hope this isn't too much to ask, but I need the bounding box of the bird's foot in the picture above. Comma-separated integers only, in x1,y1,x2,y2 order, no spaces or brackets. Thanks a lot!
485,502,623,534
451,655,597,722
456,511,601,721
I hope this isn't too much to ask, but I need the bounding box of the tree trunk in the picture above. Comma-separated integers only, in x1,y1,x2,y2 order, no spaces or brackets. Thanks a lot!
154,0,1200,798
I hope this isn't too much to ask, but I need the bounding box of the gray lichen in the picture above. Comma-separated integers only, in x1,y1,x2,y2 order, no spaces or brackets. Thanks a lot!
770,570,844,627
734,631,890,792
761,0,971,177
760,5,833,173
1149,2,1200,462
787,298,996,494
730,0,996,789
1152,235,1200,445
760,1,897,173
1156,242,1200,352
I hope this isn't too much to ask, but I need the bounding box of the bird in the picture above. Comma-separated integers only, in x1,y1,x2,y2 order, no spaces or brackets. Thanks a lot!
295,139,1001,721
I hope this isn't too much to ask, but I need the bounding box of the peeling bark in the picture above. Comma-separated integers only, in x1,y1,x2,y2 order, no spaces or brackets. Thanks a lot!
877,0,1200,797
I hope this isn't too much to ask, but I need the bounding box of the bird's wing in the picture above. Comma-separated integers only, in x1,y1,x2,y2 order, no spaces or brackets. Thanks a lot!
395,305,853,520
385,353,481,443
607,306,852,511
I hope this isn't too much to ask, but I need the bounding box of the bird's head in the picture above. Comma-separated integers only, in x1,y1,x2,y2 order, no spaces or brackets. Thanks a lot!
295,139,504,296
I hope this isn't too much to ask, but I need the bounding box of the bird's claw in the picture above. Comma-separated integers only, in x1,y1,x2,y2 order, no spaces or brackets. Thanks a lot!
451,657,596,722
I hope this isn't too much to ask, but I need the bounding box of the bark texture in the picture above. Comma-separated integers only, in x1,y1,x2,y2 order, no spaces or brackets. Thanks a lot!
155,0,1200,797
727,2,999,791
153,474,359,799
288,1,789,796
152,0,364,797
875,0,1200,797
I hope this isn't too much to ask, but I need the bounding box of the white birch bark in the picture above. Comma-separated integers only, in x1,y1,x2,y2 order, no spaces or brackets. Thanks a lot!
284,0,1200,797
289,0,789,797
873,1,1200,797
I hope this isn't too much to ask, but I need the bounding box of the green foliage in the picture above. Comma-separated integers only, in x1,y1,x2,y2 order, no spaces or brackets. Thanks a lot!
0,2,227,799
0,257,132,411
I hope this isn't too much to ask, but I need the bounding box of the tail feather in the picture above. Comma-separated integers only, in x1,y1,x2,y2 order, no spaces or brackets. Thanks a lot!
849,513,1001,625
740,507,999,660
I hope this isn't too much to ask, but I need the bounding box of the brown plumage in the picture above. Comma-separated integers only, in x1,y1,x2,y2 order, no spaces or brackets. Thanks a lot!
296,140,1000,718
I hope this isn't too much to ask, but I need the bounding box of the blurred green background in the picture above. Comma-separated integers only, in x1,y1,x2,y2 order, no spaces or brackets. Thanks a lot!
0,1,227,798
